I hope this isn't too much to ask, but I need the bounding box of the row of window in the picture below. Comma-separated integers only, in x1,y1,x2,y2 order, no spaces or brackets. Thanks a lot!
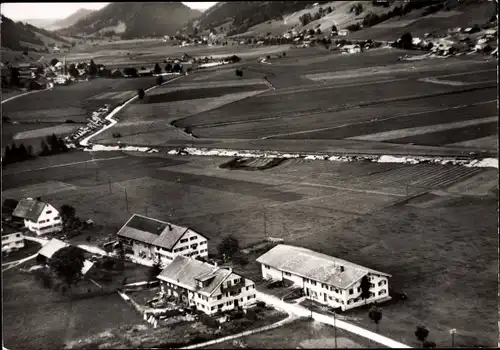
37,216,61,224
2,233,22,240
38,223,62,231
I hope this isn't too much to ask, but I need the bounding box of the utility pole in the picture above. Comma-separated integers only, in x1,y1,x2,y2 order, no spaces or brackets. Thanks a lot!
263,208,267,240
125,188,129,213
450,329,456,348
145,205,148,217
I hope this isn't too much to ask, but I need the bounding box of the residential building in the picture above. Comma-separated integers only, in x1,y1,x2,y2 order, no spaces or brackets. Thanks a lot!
256,244,391,311
12,198,63,236
338,29,350,36
157,255,256,315
117,214,209,266
2,223,24,253
137,69,153,77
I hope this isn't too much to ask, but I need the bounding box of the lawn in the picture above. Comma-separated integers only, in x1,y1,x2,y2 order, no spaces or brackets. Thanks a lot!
2,266,145,350
205,318,375,349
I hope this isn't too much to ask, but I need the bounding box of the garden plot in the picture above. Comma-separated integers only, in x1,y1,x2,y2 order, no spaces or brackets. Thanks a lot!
13,124,82,140
87,90,137,101
145,78,267,96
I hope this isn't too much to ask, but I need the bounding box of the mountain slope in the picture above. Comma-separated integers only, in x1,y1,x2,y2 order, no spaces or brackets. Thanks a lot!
185,1,331,35
48,8,95,30
0,15,70,52
17,18,59,29
58,2,201,38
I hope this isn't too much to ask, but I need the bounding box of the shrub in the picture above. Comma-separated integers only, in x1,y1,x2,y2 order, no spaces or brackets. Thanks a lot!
112,132,121,138
65,119,75,123
346,23,361,32
256,301,266,308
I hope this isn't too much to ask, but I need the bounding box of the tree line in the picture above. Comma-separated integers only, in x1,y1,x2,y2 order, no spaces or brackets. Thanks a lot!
3,133,68,165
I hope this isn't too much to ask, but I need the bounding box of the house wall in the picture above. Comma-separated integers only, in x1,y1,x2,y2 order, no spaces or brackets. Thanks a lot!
160,273,256,315
128,230,208,267
24,204,63,236
1,232,24,253
260,264,390,311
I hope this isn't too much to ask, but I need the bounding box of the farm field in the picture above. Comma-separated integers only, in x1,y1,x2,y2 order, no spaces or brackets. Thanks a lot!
2,151,497,348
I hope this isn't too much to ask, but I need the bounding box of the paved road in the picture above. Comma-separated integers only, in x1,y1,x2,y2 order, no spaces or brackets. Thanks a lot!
256,291,412,348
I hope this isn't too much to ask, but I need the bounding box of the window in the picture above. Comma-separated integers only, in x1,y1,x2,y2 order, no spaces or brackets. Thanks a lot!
46,210,52,214
379,289,386,295
310,281,316,286
370,283,375,288
247,295,252,300
227,280,232,287
190,236,197,241
349,289,353,295
264,265,270,269
329,296,332,300
54,216,61,220
2,236,7,241
357,287,361,292
180,238,188,243
16,233,21,238
284,272,291,276
217,295,222,300
226,301,232,306
378,280,386,286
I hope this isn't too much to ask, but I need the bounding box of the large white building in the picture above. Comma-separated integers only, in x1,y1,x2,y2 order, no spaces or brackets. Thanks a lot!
117,214,209,266
12,198,63,236
256,244,391,311
157,255,256,315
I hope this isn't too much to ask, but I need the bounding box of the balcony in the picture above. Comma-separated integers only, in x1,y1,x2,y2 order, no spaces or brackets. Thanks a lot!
220,279,245,295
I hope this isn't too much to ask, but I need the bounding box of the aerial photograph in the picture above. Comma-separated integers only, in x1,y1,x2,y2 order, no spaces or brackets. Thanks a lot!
1,0,498,349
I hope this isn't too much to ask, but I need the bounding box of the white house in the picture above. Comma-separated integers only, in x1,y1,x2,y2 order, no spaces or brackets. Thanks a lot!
338,29,350,36
1,224,24,253
12,198,63,236
157,255,256,315
117,214,209,266
256,244,391,311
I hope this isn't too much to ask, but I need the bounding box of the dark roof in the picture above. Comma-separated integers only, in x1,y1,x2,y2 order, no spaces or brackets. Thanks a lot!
117,214,206,249
157,256,232,296
256,245,391,290
2,199,19,211
12,198,47,221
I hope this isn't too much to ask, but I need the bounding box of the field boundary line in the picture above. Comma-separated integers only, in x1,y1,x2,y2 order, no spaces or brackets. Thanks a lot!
2,155,128,175
263,100,497,139
1,87,51,104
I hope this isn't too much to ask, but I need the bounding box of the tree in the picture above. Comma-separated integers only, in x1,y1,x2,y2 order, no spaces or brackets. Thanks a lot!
359,275,371,304
423,341,436,348
49,246,85,292
316,28,322,35
26,145,34,157
89,59,98,76
148,260,163,282
154,63,161,75
68,63,79,77
39,140,50,156
165,63,173,72
172,63,182,72
218,235,240,261
18,144,28,160
399,32,413,50
10,143,19,163
156,75,163,86
48,133,61,153
4,145,12,164
415,325,430,347
50,58,59,66
60,204,76,224
137,89,145,100
235,69,243,77
368,304,383,333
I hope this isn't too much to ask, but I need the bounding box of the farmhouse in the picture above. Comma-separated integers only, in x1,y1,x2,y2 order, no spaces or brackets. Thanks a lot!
157,255,256,315
2,223,24,253
256,245,391,311
12,198,63,236
117,214,208,266
137,69,153,77
338,29,350,36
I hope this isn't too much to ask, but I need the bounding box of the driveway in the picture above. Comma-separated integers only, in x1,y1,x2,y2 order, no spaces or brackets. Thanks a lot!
256,290,412,348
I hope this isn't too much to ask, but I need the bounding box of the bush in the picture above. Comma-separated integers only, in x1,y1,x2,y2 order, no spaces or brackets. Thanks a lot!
199,313,219,328
346,23,361,32
65,119,75,123
256,301,266,308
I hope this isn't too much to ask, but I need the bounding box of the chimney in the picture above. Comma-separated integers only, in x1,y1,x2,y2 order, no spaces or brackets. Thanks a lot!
339,266,344,273
212,261,218,271
168,224,172,231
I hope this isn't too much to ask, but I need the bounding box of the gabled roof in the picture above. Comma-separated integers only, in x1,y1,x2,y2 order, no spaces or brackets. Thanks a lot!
157,256,232,296
116,214,207,250
37,238,69,259
256,244,391,290
1,223,22,236
12,198,49,222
